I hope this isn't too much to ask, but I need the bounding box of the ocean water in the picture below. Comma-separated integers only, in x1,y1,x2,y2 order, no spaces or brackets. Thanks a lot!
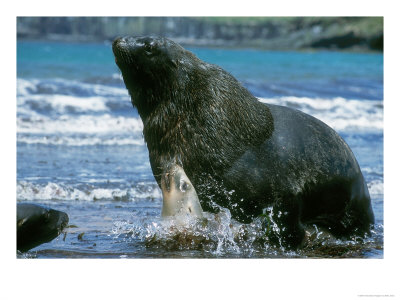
16,40,383,258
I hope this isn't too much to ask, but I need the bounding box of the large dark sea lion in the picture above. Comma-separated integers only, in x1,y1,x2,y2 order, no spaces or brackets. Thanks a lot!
17,203,69,252
112,36,374,248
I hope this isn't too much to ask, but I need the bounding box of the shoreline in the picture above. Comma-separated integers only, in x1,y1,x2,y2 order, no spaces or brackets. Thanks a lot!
17,36,383,54
17,17,383,53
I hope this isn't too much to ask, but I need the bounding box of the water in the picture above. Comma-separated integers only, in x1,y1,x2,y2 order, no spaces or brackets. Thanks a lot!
17,40,383,258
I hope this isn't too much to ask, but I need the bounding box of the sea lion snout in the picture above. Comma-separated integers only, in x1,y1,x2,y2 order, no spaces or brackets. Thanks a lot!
52,209,69,231
113,36,188,69
113,36,171,64
112,36,137,66
113,36,162,50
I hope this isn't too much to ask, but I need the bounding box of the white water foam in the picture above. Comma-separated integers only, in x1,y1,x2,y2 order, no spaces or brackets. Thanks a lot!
20,94,109,113
367,180,384,196
17,76,382,147
17,114,143,135
259,96,383,132
17,77,143,146
17,181,162,202
17,78,127,98
113,208,256,256
361,166,384,177
17,135,144,146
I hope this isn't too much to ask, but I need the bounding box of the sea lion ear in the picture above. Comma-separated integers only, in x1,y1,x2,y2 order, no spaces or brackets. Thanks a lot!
171,59,178,68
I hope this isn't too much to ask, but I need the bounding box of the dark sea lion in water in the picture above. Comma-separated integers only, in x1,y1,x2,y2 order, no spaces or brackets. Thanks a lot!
17,203,69,252
112,36,374,248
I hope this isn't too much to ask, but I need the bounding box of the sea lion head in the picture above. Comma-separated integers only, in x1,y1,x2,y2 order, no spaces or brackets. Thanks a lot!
112,36,205,118
17,204,69,252
113,36,185,82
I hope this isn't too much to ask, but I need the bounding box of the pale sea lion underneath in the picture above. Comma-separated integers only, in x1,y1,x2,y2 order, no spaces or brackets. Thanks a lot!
161,165,203,219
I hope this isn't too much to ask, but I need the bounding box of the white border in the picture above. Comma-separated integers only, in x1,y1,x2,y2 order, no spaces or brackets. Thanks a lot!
3,1,399,299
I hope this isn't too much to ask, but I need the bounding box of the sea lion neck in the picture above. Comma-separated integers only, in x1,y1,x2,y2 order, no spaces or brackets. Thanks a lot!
139,60,274,172
113,35,274,168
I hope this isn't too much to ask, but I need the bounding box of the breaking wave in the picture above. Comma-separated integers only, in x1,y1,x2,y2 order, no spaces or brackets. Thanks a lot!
17,77,382,147
259,96,383,133
17,181,161,202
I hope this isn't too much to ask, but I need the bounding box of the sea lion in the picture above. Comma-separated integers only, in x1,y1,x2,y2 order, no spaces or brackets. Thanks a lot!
17,203,69,252
112,36,374,248
161,164,203,219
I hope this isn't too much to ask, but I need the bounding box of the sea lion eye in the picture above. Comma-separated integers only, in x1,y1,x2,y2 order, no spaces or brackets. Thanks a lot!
179,180,189,192
18,218,26,227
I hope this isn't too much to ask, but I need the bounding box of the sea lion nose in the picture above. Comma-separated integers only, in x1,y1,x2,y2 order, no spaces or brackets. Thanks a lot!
114,36,163,50
135,36,157,46
112,37,136,64
112,36,127,52
59,211,69,228
113,36,165,65
112,37,121,47
112,36,152,56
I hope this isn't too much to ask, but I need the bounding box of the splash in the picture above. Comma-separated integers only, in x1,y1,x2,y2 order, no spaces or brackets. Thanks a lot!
112,205,383,258
113,207,265,257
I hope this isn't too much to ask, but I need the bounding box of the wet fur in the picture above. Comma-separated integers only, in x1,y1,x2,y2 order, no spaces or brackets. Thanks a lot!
113,36,374,248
